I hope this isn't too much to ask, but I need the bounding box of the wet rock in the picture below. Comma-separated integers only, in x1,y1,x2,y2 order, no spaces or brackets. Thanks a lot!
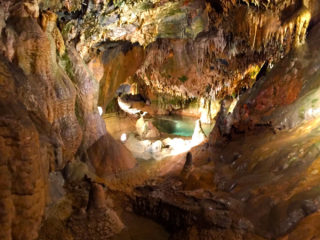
302,200,318,215
133,182,245,238
281,212,320,240
203,209,232,228
235,218,254,231
97,45,145,109
136,117,160,139
0,5,120,237
66,46,107,149
0,57,47,240
1,1,320,240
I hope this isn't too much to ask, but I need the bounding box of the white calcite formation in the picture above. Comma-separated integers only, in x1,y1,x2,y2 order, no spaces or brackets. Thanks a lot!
125,119,207,160
136,117,160,139
118,97,142,115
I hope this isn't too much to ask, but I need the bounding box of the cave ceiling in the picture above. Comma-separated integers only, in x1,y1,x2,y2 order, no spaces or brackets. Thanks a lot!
56,0,317,101
1,1,320,240
2,0,319,101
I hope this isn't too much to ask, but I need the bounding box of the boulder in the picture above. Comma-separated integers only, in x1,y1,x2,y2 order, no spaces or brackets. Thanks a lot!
125,134,153,160
136,117,160,139
87,132,137,177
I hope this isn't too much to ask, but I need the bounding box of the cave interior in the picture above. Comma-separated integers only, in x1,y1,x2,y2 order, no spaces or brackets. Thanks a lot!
1,0,320,240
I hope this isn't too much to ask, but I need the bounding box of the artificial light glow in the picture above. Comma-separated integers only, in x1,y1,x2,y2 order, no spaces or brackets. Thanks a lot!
120,133,127,142
118,97,142,115
191,119,206,146
98,106,103,116
124,118,206,161
306,108,320,118
228,98,238,113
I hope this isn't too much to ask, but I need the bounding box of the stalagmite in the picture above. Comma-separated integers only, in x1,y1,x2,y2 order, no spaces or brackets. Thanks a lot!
2,0,320,239
181,152,193,178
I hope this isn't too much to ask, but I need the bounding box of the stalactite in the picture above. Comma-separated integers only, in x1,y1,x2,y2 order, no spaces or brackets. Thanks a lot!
195,39,210,72
213,28,227,53
134,0,313,105
239,3,311,52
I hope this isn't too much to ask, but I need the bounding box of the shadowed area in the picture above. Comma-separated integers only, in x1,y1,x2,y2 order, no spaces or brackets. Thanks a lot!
1,1,320,240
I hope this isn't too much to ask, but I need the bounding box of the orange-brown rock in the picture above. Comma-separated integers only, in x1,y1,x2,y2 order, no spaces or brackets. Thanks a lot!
0,1,320,240
0,55,47,240
87,183,106,210
278,212,320,240
86,132,137,177
68,182,124,240
97,43,145,109
66,46,107,150
0,3,131,240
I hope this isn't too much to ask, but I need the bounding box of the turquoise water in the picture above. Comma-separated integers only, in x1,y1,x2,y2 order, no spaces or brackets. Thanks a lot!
152,115,213,137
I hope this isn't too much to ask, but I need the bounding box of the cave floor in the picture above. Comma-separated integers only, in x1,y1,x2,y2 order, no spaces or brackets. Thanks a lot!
101,118,320,239
39,117,320,240
110,210,170,240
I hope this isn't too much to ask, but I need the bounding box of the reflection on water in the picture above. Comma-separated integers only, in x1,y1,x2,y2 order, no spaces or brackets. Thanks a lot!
152,115,213,137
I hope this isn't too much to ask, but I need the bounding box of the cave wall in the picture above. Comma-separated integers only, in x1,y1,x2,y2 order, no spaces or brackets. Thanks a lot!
93,42,145,110
0,2,136,240
231,20,320,132
130,21,320,240
133,0,315,101
38,0,318,112
0,0,320,240
78,0,319,109
0,55,48,240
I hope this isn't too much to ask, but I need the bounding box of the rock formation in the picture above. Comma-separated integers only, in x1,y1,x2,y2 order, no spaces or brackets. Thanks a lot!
136,116,161,139
0,2,136,239
68,182,124,240
0,0,320,240
181,151,193,178
86,132,136,177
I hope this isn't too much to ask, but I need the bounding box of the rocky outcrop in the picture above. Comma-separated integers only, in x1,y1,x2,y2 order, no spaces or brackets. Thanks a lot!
203,21,320,239
1,1,320,240
65,46,106,150
56,0,209,60
95,43,145,110
86,133,137,177
181,152,193,179
5,9,83,166
133,179,258,240
136,117,160,139
123,20,320,240
68,182,124,240
0,56,47,240
0,2,135,240
230,21,320,132
129,0,317,104
47,0,318,107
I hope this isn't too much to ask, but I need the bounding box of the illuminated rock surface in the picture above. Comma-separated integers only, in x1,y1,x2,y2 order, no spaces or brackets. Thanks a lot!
0,0,320,240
